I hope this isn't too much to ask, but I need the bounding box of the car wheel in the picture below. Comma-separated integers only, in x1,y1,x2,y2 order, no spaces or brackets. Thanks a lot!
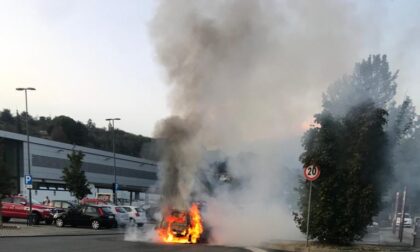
91,220,100,230
55,218,64,227
2,217,11,223
45,219,53,225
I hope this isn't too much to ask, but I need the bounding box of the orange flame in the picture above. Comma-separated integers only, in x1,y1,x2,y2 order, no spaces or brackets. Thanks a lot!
157,203,203,244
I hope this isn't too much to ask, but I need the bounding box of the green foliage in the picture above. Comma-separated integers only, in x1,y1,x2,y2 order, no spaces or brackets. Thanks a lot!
295,102,390,245
323,54,398,116
295,55,397,245
0,112,154,159
61,150,91,200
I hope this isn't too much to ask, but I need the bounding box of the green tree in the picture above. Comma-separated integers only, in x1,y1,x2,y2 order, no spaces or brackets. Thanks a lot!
323,54,398,117
61,150,91,201
0,142,13,228
295,102,389,244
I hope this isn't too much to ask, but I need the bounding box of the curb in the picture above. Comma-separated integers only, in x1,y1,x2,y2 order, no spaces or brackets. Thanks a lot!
0,232,125,239
262,242,413,252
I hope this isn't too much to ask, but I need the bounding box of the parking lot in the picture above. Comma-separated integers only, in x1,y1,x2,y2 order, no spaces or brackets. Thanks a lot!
0,218,125,237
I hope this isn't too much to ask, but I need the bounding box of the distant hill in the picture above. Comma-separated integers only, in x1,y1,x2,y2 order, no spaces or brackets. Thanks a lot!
0,108,161,160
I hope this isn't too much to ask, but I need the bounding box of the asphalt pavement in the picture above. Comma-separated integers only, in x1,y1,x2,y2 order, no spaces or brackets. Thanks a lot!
0,234,253,252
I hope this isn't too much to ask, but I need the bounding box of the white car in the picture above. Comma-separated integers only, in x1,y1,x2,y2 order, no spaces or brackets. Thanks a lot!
122,206,148,226
396,213,413,228
104,206,130,227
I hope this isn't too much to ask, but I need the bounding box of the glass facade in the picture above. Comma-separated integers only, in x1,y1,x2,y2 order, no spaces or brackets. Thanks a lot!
0,138,21,194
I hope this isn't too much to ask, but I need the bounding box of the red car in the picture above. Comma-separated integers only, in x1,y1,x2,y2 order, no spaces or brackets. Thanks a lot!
1,195,54,225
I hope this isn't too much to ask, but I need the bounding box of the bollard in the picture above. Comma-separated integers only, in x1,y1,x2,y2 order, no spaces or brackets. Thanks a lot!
27,213,36,226
413,225,420,248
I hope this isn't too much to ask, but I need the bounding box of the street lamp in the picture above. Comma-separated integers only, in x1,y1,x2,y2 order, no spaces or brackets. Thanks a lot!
16,87,36,224
106,118,120,205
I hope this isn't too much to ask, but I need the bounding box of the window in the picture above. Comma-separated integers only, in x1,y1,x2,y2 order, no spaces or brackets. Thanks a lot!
116,207,127,213
101,207,113,214
62,202,70,209
1,197,12,203
123,207,132,212
85,207,97,214
54,202,61,208
13,197,26,205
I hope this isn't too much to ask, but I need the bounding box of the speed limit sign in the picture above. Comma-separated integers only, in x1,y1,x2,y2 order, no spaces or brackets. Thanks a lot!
304,165,320,181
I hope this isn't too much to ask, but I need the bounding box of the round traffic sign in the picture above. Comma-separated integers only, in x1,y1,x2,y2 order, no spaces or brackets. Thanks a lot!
304,165,320,181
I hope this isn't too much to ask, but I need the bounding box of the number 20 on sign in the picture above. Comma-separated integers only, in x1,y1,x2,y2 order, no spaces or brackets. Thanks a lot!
304,164,320,181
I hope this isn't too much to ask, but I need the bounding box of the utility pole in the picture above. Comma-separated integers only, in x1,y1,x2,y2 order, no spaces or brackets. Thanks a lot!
393,191,400,234
105,118,120,205
399,186,407,242
16,87,36,225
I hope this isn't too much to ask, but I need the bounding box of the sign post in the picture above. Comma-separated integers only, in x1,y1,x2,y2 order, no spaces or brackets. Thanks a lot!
304,164,320,247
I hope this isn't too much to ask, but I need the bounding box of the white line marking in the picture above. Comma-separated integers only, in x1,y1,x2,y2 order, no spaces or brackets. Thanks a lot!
245,247,268,252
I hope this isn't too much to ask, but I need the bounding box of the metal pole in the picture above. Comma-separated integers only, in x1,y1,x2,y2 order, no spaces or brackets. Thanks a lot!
393,192,400,234
24,90,33,225
112,120,117,205
399,186,407,242
306,181,313,247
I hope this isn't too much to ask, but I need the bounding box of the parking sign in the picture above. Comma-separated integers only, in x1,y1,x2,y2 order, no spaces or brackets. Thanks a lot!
25,175,33,189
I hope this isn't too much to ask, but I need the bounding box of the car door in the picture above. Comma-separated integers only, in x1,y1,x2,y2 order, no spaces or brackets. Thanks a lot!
77,206,92,226
67,206,84,226
81,206,98,226
12,197,28,218
1,197,13,217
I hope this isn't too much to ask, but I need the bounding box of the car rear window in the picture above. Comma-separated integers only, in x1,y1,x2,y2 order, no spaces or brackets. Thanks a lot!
123,207,132,212
116,207,127,213
1,197,12,203
101,207,113,214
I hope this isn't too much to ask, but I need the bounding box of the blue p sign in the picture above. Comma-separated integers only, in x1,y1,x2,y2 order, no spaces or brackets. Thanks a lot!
25,175,32,185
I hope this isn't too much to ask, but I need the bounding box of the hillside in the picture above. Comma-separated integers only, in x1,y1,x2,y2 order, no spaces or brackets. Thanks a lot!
0,108,160,160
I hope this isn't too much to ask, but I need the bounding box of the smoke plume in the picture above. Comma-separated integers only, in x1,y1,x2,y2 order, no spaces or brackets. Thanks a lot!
151,0,381,246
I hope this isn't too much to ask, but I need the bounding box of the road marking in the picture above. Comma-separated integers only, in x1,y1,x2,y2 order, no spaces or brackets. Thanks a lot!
245,247,268,252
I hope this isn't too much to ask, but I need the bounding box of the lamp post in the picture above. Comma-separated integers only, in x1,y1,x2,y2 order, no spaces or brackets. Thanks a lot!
16,87,36,224
106,118,120,205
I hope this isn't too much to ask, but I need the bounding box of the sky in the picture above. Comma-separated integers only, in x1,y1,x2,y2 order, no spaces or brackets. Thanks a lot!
0,0,420,137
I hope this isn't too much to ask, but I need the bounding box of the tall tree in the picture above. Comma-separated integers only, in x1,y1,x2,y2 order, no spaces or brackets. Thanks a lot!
295,102,389,244
61,150,91,201
0,141,13,227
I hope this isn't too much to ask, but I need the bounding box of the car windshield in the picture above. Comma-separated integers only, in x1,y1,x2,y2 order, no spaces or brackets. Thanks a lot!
31,199,41,204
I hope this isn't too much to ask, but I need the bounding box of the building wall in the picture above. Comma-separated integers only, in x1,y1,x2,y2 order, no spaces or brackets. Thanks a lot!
0,130,159,204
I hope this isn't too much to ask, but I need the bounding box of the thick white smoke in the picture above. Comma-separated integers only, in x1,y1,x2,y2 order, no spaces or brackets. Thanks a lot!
150,0,382,246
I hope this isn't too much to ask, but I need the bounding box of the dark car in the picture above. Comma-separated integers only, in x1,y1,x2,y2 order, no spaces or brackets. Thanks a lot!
49,200,78,214
54,205,117,229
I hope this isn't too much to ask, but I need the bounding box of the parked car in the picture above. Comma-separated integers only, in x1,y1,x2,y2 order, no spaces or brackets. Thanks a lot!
122,206,147,226
105,205,130,227
49,200,78,214
54,205,116,230
1,195,54,225
396,213,413,228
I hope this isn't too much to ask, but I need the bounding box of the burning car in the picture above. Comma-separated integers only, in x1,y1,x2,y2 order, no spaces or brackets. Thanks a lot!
156,203,204,244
